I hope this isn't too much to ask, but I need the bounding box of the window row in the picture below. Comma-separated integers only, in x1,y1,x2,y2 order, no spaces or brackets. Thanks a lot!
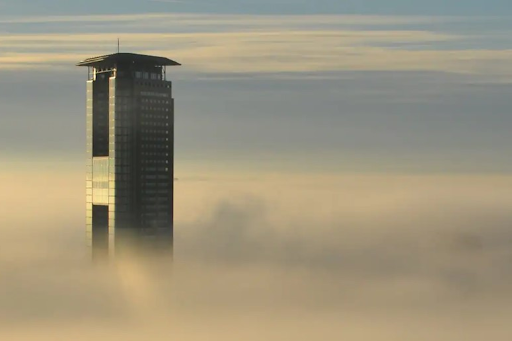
140,90,170,96
141,122,169,127
142,182,170,187
141,214,170,219
142,189,171,194
141,106,171,112
141,145,170,149
141,167,169,172
142,132,170,137
141,114,169,119
142,160,169,164
141,98,170,104
142,137,169,141
140,175,171,180
142,152,169,156
135,71,162,80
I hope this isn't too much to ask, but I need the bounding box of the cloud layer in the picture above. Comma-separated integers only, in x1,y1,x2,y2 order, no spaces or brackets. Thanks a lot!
1,170,512,340
1,13,512,75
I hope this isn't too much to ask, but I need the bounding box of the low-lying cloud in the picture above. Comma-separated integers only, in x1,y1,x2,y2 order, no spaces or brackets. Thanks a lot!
1,171,512,340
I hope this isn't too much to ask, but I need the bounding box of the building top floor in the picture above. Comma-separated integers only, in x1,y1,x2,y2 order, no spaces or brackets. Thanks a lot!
77,52,181,68
78,52,181,81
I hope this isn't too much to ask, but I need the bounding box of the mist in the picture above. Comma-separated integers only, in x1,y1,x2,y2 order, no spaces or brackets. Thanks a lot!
1,168,512,340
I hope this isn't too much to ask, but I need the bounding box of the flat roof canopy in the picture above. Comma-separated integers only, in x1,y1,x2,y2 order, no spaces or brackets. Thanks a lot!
77,52,181,67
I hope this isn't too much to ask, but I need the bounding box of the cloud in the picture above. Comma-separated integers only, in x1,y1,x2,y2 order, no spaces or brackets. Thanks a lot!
1,31,509,75
0,13,459,26
2,13,509,75
0,29,478,74
2,171,512,340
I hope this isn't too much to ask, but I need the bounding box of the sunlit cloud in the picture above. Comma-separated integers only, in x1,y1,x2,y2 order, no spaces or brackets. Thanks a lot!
0,13,459,25
1,31,511,74
2,170,512,339
0,13,510,75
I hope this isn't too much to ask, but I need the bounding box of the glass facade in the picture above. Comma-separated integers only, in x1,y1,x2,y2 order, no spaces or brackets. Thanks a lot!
92,157,109,205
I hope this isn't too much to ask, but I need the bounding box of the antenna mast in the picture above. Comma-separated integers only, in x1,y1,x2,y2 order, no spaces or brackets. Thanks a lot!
117,38,120,53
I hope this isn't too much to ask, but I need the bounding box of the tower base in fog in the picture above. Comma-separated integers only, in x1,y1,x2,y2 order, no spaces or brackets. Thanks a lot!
92,226,174,261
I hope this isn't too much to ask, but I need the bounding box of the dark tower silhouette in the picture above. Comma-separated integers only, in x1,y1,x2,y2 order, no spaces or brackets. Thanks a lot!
77,53,181,260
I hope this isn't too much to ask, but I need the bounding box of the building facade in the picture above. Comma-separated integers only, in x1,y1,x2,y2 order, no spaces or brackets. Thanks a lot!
77,53,180,259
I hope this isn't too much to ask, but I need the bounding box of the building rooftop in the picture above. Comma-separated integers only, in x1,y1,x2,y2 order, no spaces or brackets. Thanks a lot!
77,52,181,67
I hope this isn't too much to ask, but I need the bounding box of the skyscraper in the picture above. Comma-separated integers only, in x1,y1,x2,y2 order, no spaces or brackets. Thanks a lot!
77,53,181,259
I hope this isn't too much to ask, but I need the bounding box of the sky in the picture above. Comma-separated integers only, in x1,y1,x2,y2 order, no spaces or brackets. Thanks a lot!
2,0,512,16
2,2,512,340
2,1,512,173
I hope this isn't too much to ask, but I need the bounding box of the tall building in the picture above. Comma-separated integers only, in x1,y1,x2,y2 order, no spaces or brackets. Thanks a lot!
77,53,180,259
